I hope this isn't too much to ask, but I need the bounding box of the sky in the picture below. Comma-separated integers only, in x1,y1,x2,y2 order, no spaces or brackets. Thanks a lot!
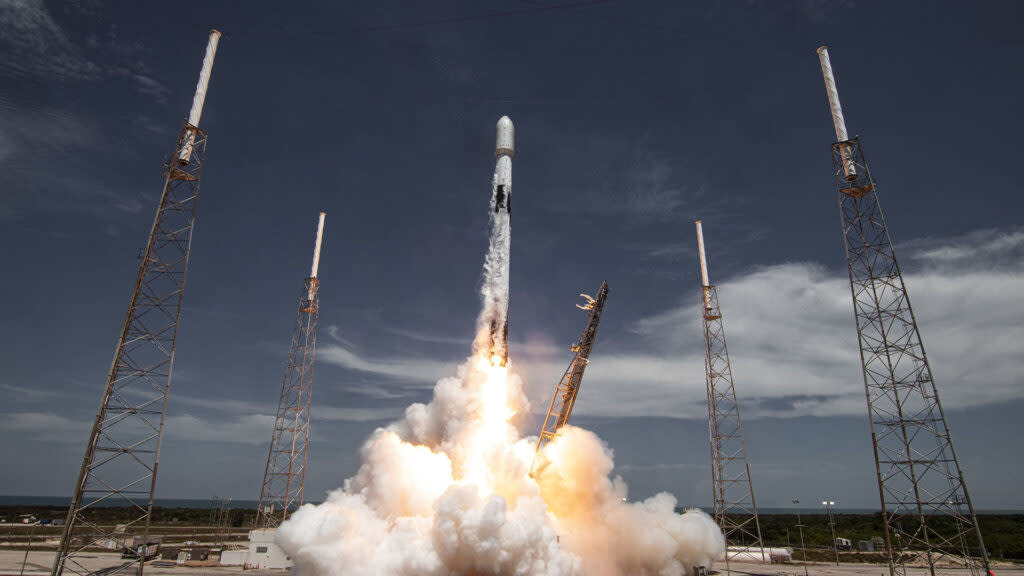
1,0,1022,511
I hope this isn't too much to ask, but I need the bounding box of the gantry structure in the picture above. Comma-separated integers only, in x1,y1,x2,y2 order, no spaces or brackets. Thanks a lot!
209,497,232,547
531,282,609,475
51,31,221,576
696,221,766,569
817,46,989,576
255,213,326,528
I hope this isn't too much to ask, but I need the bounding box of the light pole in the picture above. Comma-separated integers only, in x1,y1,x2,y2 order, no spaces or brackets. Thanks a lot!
20,524,35,576
793,500,808,576
822,500,839,566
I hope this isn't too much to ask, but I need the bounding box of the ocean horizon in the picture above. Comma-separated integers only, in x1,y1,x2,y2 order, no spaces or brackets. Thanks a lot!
2,496,1021,514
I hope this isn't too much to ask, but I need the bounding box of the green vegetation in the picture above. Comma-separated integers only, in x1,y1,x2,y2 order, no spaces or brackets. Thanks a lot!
0,506,257,530
3,506,1023,560
754,513,1024,561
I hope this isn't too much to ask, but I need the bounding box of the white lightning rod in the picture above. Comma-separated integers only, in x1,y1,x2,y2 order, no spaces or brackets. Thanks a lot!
816,46,848,142
307,212,326,301
178,30,221,164
310,212,326,279
816,46,857,180
696,220,712,310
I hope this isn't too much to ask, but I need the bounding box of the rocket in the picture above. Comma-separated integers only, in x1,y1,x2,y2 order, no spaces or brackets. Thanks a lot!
485,116,514,366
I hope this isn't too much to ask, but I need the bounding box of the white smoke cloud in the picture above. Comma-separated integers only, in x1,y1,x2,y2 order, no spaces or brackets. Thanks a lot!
277,356,725,576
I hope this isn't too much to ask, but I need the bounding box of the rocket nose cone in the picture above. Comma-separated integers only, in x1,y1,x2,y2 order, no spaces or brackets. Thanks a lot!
495,116,514,157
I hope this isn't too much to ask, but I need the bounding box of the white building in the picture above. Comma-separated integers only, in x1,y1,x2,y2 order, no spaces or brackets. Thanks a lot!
219,548,248,566
244,529,291,570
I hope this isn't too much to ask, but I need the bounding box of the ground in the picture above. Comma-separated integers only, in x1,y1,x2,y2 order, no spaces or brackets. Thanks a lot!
1,550,1021,576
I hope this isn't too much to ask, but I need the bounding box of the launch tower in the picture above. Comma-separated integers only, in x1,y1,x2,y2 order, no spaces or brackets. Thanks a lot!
532,282,609,475
51,30,221,576
816,47,988,576
256,213,326,528
696,221,766,568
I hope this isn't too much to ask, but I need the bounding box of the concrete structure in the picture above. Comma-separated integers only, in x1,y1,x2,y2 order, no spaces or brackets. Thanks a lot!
726,546,792,563
244,529,290,570
218,548,248,567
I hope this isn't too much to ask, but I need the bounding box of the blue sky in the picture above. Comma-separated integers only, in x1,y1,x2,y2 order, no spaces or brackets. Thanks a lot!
1,0,1022,510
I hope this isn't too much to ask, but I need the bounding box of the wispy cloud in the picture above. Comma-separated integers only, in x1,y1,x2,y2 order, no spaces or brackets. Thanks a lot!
313,404,404,423
173,392,403,424
383,326,472,346
0,411,89,442
902,228,1024,269
0,98,95,162
514,227,1024,421
164,413,275,445
549,147,693,220
133,74,170,104
0,0,99,80
0,382,66,401
318,342,457,385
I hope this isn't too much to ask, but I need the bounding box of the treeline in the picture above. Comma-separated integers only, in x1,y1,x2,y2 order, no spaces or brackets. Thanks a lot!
753,513,1024,561
3,506,1022,560
0,506,257,529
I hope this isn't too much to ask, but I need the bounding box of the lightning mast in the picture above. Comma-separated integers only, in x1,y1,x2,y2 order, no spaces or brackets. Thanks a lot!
51,30,221,576
531,282,609,475
816,46,989,576
256,212,326,528
696,221,765,568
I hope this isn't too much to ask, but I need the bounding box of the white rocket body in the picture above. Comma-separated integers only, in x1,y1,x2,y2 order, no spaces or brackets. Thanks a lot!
178,30,221,164
481,116,514,365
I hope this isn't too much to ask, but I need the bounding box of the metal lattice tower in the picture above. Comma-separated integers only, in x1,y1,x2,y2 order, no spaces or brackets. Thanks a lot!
531,282,608,475
817,47,989,576
209,497,232,547
51,31,221,576
696,221,765,567
256,213,326,528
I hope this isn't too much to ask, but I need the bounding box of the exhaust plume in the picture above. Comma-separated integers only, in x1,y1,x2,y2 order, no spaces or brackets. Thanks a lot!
277,131,724,576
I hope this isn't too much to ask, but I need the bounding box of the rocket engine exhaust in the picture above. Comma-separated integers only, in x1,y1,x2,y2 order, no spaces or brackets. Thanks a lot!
477,116,514,367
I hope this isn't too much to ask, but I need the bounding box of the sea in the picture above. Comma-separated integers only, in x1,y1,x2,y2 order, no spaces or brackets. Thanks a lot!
0,496,270,509
1,496,1019,514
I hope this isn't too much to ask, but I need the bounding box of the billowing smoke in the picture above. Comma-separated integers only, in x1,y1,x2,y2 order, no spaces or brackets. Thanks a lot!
277,160,725,575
